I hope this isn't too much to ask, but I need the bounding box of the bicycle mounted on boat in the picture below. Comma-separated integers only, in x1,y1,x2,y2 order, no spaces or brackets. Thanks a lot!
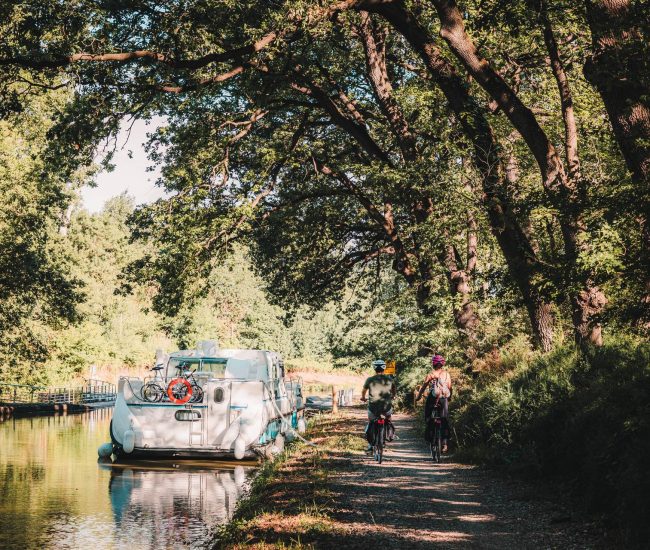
140,361,203,404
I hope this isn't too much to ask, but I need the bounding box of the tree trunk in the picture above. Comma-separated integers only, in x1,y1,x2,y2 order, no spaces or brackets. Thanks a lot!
430,0,574,202
360,11,481,335
440,181,480,343
572,284,608,347
358,11,417,161
538,0,582,182
365,0,556,350
584,0,650,184
442,244,479,341
584,1,650,327
530,300,554,353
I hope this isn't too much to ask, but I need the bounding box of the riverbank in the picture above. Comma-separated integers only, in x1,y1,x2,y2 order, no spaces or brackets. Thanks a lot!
453,339,650,546
213,407,615,549
212,410,364,549
0,402,96,418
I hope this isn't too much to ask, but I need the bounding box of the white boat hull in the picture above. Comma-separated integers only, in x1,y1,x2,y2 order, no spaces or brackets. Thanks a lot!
109,349,304,460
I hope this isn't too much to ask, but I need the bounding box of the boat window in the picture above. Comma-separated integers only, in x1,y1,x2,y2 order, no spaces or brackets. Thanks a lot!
200,358,228,376
175,410,201,422
213,387,225,403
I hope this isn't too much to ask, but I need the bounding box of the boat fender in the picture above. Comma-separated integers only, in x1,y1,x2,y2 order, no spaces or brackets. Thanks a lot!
123,429,135,454
239,421,259,444
285,430,296,443
97,442,113,459
234,466,246,488
297,417,306,434
221,418,241,450
234,436,246,460
274,433,285,453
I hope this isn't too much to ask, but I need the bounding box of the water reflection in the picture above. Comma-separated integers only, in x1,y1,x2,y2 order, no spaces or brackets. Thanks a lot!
107,462,248,548
0,410,253,550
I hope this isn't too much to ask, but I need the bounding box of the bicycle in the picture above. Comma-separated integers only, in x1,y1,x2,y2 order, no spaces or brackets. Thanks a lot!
429,401,443,463
370,415,388,464
140,364,166,402
166,363,204,404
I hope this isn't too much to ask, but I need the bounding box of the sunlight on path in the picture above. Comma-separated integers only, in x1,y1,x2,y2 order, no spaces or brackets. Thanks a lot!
327,409,604,549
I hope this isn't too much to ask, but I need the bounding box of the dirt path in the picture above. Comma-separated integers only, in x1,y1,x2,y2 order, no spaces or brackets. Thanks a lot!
325,408,607,549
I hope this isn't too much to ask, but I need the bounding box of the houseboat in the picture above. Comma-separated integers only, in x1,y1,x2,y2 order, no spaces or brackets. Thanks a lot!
104,341,305,460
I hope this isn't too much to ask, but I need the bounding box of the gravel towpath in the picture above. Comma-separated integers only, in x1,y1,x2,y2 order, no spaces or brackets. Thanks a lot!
326,408,607,549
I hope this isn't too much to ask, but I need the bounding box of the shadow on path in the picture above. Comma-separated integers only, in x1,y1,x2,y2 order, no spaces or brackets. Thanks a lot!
324,410,605,549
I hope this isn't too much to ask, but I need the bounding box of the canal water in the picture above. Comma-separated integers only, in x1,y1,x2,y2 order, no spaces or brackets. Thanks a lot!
0,409,253,550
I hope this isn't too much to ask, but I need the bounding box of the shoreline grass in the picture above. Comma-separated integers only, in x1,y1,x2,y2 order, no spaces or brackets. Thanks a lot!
211,410,365,549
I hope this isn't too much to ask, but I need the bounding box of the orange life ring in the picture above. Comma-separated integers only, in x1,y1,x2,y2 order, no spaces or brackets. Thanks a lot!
167,378,193,404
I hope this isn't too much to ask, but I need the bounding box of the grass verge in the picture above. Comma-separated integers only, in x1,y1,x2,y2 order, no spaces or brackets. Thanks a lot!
453,335,650,546
211,411,366,549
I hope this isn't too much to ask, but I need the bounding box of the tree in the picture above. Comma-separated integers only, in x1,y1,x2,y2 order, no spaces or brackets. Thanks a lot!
583,0,650,325
0,0,645,353
0,85,83,383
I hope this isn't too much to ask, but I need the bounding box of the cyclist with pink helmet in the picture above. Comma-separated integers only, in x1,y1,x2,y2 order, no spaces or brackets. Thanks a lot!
415,354,452,453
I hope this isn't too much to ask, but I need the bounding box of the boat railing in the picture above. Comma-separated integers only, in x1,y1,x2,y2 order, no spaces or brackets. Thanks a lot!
120,375,266,405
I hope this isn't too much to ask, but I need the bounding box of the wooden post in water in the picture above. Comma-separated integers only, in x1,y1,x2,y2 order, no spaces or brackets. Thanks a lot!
331,385,338,414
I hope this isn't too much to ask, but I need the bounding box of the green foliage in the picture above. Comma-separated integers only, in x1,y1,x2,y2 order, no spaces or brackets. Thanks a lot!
0,3,648,540
0,86,83,384
162,245,346,361
576,223,625,283
1,0,646,349
453,336,650,544
39,200,352,383
46,195,171,382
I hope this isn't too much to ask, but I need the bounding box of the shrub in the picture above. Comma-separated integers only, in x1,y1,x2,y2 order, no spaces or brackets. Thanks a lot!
454,335,650,545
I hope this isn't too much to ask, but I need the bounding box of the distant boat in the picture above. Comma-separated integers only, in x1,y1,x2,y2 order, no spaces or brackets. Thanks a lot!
106,341,305,459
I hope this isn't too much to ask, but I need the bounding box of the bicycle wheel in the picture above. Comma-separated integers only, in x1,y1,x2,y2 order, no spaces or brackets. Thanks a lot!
433,426,442,463
142,383,164,403
189,384,204,403
375,423,384,463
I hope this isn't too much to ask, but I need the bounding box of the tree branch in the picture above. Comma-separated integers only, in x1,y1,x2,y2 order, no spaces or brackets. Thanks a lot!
537,0,581,182
358,11,417,162
0,31,280,71
290,74,392,164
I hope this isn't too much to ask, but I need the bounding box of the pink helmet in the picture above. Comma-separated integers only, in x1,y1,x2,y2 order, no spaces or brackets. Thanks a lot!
431,354,445,366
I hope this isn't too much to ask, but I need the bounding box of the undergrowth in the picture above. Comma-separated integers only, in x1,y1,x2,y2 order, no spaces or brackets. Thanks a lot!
453,334,650,546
